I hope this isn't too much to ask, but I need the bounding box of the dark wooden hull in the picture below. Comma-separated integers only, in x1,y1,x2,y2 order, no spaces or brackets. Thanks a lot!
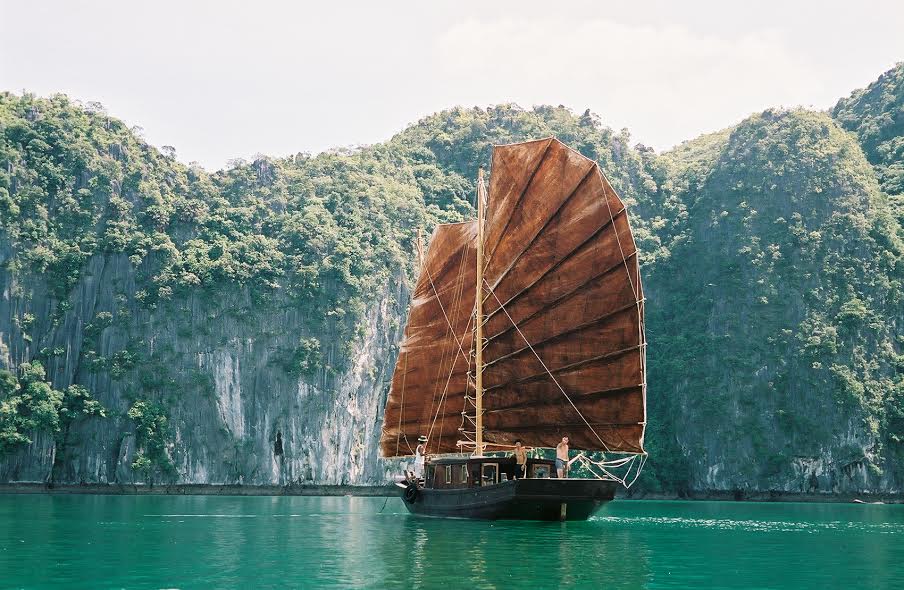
401,478,617,521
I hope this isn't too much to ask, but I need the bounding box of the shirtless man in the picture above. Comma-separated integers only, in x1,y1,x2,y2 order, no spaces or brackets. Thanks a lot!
555,436,569,478
513,440,527,479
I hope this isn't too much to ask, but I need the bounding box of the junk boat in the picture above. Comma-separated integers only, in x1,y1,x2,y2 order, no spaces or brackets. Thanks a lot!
379,138,647,521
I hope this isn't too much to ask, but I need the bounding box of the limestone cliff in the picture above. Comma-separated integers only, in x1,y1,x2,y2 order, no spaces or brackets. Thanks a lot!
1,89,902,496
0,240,406,485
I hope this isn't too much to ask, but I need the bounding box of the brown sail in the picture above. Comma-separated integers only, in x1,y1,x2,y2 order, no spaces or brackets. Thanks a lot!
380,221,478,457
380,138,646,457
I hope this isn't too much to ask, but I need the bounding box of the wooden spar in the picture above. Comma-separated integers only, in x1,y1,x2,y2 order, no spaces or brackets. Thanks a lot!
475,168,486,456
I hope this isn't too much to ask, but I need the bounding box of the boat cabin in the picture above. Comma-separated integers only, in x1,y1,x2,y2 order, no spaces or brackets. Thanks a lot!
423,457,558,490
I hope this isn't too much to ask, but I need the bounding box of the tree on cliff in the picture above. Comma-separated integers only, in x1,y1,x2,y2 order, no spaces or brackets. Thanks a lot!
0,65,902,492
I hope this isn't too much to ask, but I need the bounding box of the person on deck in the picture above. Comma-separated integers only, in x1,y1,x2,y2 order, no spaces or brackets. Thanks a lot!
556,436,570,478
513,440,527,479
413,435,428,480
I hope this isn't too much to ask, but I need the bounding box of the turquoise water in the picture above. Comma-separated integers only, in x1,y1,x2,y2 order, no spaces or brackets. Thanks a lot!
0,495,902,589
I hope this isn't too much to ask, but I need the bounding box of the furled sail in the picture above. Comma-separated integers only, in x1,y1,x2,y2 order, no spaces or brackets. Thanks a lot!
380,138,646,457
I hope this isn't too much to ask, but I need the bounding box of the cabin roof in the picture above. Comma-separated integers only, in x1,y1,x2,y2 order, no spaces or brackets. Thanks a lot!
427,456,555,466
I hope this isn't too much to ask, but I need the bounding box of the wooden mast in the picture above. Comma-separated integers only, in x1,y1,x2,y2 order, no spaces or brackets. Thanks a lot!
475,168,486,456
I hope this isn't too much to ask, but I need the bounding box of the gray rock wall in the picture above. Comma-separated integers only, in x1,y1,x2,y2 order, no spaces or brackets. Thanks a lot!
0,243,406,486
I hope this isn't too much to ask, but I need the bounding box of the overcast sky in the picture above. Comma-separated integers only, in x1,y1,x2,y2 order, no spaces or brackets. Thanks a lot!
2,0,902,170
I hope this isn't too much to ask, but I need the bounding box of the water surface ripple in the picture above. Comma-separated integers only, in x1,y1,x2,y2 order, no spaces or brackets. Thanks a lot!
0,495,901,589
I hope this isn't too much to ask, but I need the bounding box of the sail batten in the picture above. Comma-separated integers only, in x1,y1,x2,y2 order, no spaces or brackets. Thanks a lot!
484,341,643,382
380,221,477,457
484,164,597,297
485,385,645,413
486,205,635,303
482,138,553,271
481,204,628,311
379,138,646,457
483,267,639,349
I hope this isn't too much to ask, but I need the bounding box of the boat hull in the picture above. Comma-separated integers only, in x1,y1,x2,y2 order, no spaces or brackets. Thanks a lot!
401,478,617,521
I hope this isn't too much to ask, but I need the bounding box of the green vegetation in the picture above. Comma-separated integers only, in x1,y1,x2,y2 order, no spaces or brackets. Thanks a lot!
127,400,174,480
0,362,105,453
1,64,902,491
285,337,323,376
832,63,904,227
645,108,903,490
389,104,677,266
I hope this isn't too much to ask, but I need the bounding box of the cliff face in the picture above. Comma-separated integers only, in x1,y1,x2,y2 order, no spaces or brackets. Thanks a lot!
1,97,664,488
0,92,431,486
1,78,902,495
832,63,904,202
645,109,904,496
0,240,406,485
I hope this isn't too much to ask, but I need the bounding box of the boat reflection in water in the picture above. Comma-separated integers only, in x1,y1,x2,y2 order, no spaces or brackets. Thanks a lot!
379,501,652,588
380,138,648,520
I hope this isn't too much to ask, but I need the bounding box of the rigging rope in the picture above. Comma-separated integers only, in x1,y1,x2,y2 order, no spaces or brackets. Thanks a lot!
576,453,646,488
394,347,409,456
423,244,468,442
422,256,472,366
485,281,614,453
427,307,473,448
394,260,416,456
425,238,473,450
599,172,648,461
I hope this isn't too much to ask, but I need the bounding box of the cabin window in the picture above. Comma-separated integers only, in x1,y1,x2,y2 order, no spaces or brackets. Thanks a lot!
445,465,452,484
426,466,435,483
481,463,499,486
531,464,550,479
460,464,468,484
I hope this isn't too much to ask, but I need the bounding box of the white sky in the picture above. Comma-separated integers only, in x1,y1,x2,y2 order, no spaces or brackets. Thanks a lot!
2,0,902,170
